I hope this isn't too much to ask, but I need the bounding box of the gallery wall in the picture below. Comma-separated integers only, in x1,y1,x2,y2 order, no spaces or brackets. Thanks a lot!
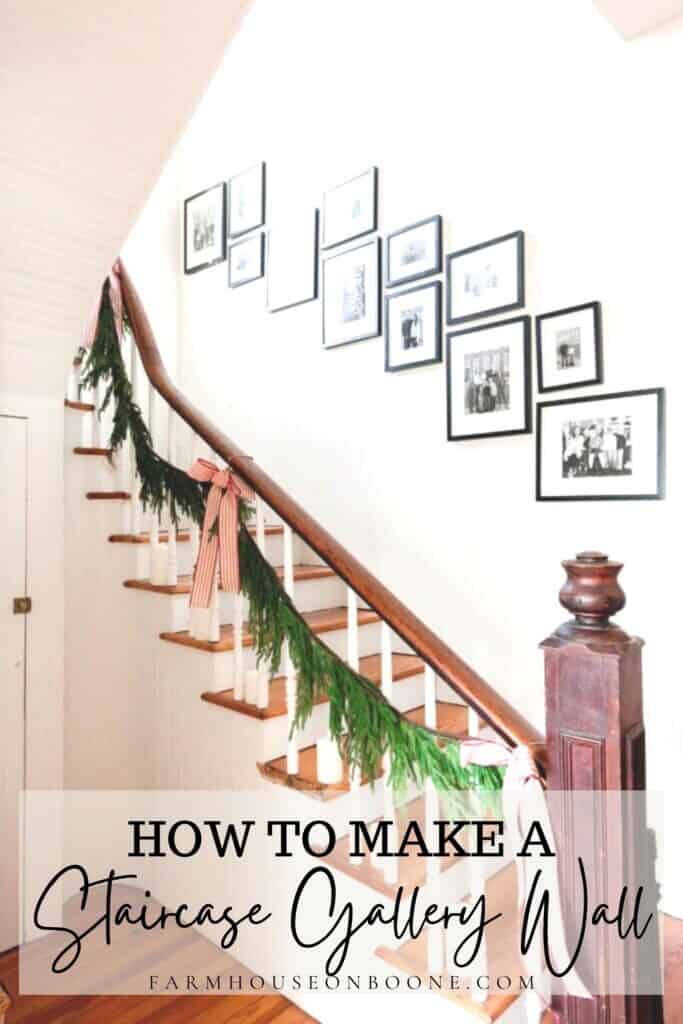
126,0,683,911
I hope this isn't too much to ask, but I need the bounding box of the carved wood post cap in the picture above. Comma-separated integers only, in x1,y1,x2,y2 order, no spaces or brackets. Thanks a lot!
559,550,625,629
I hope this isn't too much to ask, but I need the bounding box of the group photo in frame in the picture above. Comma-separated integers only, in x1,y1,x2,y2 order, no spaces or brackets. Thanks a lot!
536,388,665,501
385,281,442,373
228,232,264,288
228,161,266,238
266,209,319,312
536,301,603,393
385,214,442,288
446,315,531,441
321,166,378,250
183,182,226,275
322,238,381,349
446,230,525,325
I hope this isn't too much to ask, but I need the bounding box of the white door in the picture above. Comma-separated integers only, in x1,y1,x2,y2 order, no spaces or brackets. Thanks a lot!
0,415,28,953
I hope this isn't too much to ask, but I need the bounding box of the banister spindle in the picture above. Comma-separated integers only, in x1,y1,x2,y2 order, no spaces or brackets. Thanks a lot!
346,588,362,792
166,405,178,587
147,381,165,584
255,497,269,710
283,523,298,775
379,622,398,884
129,342,140,536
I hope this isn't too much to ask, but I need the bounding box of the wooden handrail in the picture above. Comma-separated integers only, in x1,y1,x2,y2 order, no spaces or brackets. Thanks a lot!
118,260,545,757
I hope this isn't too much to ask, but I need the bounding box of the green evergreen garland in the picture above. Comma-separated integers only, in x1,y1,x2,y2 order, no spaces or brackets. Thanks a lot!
82,280,506,795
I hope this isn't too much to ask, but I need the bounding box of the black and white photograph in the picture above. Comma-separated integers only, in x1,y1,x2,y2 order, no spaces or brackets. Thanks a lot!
446,230,525,325
386,215,442,288
385,281,442,372
183,183,226,274
322,167,378,249
446,315,531,440
228,232,264,288
536,301,603,392
537,388,665,501
323,238,381,348
228,161,266,238
266,209,319,312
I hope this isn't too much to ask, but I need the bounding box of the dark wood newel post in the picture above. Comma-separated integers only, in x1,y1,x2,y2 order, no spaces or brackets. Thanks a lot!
541,551,663,1024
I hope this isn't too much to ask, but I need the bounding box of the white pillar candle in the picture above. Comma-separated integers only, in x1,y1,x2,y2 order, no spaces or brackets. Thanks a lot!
150,542,167,586
256,667,269,710
316,736,343,785
244,668,259,706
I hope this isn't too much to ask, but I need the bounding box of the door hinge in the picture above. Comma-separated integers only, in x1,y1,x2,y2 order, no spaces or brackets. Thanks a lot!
13,596,32,615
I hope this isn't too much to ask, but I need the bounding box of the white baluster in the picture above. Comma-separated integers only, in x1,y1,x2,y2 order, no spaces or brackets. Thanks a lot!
255,496,269,710
346,587,362,794
468,705,480,737
129,343,140,536
424,665,442,975
148,382,165,584
66,360,79,402
233,593,244,700
379,622,399,884
166,405,178,587
188,430,202,639
424,665,437,730
283,524,298,775
208,566,220,644
92,379,103,448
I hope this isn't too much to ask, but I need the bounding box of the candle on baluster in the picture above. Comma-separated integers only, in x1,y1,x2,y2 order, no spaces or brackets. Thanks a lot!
316,736,343,785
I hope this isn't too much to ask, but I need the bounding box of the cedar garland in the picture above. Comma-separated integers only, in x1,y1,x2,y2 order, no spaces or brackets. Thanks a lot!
81,280,506,794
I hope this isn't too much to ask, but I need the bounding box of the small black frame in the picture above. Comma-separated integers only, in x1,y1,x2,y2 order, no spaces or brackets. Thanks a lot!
446,315,532,441
322,237,382,349
446,230,525,325
536,387,665,502
321,167,379,250
183,182,226,275
228,232,265,288
266,210,320,312
385,214,443,288
385,280,442,373
228,161,266,239
536,301,603,393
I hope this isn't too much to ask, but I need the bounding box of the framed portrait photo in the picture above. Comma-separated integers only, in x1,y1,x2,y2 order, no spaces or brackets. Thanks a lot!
536,302,603,393
323,238,381,349
536,388,665,502
228,232,264,288
322,167,378,250
183,183,226,275
386,215,442,288
446,230,525,325
385,281,442,373
228,161,266,238
446,315,531,441
266,209,319,312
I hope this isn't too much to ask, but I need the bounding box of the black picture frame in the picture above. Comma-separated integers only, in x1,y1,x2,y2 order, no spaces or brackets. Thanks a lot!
322,237,382,349
446,315,532,441
266,210,319,313
227,161,266,239
321,167,379,250
183,183,226,275
536,301,603,393
446,230,525,326
385,281,442,373
385,214,443,288
228,232,265,288
536,388,665,502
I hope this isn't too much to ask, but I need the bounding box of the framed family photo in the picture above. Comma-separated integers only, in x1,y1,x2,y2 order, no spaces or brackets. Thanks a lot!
536,301,603,393
386,215,442,288
266,209,319,312
228,232,264,288
323,238,381,349
183,183,226,274
446,230,525,325
446,315,531,441
385,281,441,372
536,388,665,501
228,161,266,238
322,167,378,250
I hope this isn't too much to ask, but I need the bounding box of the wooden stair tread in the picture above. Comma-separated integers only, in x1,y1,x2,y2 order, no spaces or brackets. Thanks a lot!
86,490,131,500
124,564,335,596
201,652,424,720
74,446,112,456
375,862,522,1021
108,524,283,545
161,606,380,653
64,398,94,411
257,701,468,800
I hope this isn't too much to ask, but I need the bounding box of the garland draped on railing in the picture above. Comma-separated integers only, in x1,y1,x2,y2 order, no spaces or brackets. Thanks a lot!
81,279,506,795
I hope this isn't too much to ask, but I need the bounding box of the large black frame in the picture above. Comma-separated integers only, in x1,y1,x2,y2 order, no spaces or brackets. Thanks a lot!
536,301,603,393
385,280,442,373
446,315,532,441
446,230,525,326
385,214,443,288
183,182,227,275
228,232,265,289
266,210,319,313
536,387,665,502
321,167,379,250
322,237,382,349
228,161,266,239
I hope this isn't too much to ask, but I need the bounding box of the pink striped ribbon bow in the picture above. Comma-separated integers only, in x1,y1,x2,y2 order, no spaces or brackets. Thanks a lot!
187,459,254,609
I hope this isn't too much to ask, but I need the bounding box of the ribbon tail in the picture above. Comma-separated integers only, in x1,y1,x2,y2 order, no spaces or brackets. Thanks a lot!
189,486,222,609
219,492,241,593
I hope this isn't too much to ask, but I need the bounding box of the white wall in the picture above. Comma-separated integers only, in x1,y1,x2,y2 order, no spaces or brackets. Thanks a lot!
128,0,683,911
